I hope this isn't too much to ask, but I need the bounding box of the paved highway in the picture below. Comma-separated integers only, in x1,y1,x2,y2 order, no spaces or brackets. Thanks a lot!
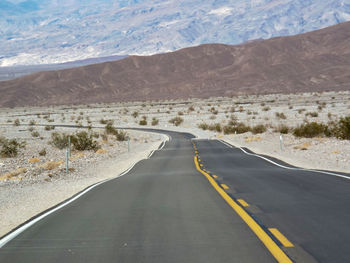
195,139,350,263
0,130,349,262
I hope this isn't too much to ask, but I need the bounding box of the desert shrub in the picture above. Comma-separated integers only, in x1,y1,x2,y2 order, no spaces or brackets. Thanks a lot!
262,106,270,111
169,117,184,126
115,130,128,141
31,131,40,137
105,122,117,134
139,119,147,125
306,112,318,118
39,148,47,156
178,111,184,116
50,132,70,149
92,132,100,139
188,106,195,112
29,120,36,126
13,119,20,126
198,123,209,130
223,123,251,134
100,119,109,124
0,138,25,157
208,123,222,132
332,116,350,140
105,123,128,141
28,127,34,132
151,118,159,126
251,124,267,134
275,112,287,119
293,122,327,138
71,131,99,151
132,111,139,118
275,125,290,134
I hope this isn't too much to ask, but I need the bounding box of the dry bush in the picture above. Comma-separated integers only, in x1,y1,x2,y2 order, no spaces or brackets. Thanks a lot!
293,122,327,138
0,138,25,157
274,125,290,134
139,119,147,125
71,131,99,151
251,124,267,134
151,118,159,126
169,117,184,126
28,158,40,163
50,132,70,149
39,161,63,170
275,112,287,119
1,168,27,179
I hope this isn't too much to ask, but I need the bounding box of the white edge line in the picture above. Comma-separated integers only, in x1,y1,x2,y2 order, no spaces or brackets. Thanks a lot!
219,139,350,181
0,138,168,248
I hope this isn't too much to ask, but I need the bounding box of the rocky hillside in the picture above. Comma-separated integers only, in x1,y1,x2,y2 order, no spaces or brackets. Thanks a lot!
0,21,350,107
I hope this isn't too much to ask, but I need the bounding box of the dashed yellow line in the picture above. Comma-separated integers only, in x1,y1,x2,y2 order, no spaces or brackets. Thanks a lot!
212,175,218,179
194,156,292,263
237,199,250,207
269,228,294,248
221,184,229,190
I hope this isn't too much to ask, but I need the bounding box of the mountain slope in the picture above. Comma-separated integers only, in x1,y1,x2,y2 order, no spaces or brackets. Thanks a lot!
0,21,350,107
1,0,349,66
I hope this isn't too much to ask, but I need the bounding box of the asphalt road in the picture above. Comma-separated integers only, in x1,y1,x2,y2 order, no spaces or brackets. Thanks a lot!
195,139,350,263
0,131,275,263
1,130,349,263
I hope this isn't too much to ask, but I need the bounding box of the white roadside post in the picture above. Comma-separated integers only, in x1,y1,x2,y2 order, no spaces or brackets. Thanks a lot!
280,134,284,151
65,148,69,173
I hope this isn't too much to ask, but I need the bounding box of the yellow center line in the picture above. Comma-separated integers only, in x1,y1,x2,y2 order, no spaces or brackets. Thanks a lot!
269,228,294,248
221,184,230,190
194,156,292,263
237,199,250,207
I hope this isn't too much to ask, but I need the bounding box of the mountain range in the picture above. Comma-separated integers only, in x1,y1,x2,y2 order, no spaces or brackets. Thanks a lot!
1,0,350,66
0,21,349,107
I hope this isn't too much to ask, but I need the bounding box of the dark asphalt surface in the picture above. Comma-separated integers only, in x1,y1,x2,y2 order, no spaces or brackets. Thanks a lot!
196,139,350,263
0,131,275,263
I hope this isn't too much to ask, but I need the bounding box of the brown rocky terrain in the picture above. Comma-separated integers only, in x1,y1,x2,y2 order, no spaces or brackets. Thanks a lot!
0,21,350,107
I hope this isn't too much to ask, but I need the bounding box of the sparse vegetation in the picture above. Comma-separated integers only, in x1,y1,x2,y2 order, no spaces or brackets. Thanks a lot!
105,123,128,141
139,119,147,125
251,124,267,134
13,119,20,126
169,117,184,126
0,138,25,157
71,131,99,151
151,118,159,126
132,111,139,118
332,116,350,140
275,125,290,134
223,122,251,134
39,148,47,156
275,112,287,119
305,112,318,118
293,122,328,138
31,131,40,137
50,132,70,149
45,125,55,131
99,119,109,125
